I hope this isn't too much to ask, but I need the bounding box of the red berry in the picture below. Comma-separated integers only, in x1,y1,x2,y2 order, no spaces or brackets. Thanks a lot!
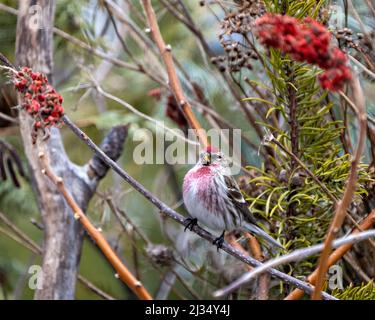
255,14,351,91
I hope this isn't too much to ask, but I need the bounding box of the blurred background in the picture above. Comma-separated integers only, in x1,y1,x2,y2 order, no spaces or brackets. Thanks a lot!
0,0,374,300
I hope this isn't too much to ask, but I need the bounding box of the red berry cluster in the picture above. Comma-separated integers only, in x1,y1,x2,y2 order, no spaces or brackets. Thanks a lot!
255,13,351,91
13,67,64,142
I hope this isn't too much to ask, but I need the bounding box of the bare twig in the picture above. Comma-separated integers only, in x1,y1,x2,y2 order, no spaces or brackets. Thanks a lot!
76,276,115,300
268,135,338,203
349,55,375,80
156,268,177,300
364,0,375,17
348,0,375,50
286,68,299,220
141,0,208,147
0,225,36,253
288,72,299,163
312,75,367,300
246,233,269,300
93,83,198,146
286,206,375,300
104,195,202,299
0,112,18,124
38,152,153,300
214,229,375,297
0,211,115,300
343,253,372,283
0,4,145,73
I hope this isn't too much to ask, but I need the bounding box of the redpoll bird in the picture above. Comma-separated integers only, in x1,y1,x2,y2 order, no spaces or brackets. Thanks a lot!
183,146,283,250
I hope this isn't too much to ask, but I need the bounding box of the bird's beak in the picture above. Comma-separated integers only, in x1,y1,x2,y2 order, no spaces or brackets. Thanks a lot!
202,153,211,166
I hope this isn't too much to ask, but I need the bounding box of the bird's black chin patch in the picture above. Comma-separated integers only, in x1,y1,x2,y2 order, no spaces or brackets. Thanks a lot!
202,162,210,166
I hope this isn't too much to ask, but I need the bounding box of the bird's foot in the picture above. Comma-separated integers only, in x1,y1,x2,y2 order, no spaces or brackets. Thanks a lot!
213,230,225,251
184,217,198,231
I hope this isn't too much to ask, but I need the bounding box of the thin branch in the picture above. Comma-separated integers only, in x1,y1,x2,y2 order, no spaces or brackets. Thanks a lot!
0,112,18,124
0,211,115,300
287,72,299,165
0,225,36,253
267,135,338,203
38,152,153,300
156,269,177,300
268,135,362,242
62,114,336,300
349,55,375,80
214,229,375,297
339,89,375,127
75,275,115,300
343,252,372,283
0,4,146,73
328,99,350,154
246,233,269,300
161,0,266,141
141,0,208,147
286,68,299,220
312,75,367,300
364,0,375,17
347,0,375,50
92,82,198,146
104,195,202,299
286,206,375,300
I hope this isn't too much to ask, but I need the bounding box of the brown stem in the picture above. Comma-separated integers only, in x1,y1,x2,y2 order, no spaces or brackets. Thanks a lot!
288,78,299,165
246,233,269,300
38,152,153,300
159,0,266,141
285,207,375,300
285,68,298,228
311,75,367,300
141,0,208,147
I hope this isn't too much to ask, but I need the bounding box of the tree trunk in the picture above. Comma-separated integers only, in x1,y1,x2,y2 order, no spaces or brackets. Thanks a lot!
15,0,127,299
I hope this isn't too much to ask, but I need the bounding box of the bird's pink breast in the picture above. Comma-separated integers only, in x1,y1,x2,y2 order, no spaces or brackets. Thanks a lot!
183,165,229,231
183,166,212,192
183,166,218,211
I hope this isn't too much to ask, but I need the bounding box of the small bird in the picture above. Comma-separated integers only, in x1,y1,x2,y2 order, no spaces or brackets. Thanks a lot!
183,146,283,250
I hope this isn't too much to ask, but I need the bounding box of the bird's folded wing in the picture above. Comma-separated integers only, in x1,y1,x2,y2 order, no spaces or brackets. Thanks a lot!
223,175,259,226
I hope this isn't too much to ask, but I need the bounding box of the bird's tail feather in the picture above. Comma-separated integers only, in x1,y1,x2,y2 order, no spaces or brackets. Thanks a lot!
242,223,284,250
